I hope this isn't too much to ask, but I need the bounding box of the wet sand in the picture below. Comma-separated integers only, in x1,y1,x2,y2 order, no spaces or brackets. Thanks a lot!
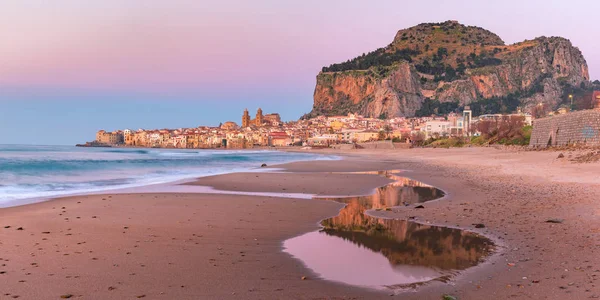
286,148,600,299
1,169,402,299
186,171,393,196
1,148,600,299
0,193,380,299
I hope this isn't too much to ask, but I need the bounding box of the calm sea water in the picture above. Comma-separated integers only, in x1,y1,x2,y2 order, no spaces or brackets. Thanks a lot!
0,145,336,207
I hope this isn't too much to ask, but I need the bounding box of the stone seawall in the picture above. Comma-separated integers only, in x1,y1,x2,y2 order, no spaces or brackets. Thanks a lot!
358,141,395,149
529,110,600,147
331,141,412,150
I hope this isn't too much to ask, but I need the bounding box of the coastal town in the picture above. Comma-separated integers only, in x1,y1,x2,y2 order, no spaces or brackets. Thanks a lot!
90,91,600,149
88,106,539,149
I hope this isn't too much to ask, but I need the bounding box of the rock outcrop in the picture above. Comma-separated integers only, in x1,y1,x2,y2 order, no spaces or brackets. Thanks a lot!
307,21,590,118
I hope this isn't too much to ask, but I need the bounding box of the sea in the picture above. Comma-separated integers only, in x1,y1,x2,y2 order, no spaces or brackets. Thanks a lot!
0,145,337,208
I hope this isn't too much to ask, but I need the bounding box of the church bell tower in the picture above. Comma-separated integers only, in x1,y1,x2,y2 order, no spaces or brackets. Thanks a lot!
242,109,251,127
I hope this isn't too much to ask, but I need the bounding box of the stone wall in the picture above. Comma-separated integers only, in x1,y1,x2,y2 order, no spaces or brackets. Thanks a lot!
529,110,600,147
357,141,395,149
331,144,356,150
331,141,411,150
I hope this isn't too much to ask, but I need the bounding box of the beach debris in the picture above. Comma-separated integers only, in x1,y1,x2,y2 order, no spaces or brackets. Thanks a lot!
414,205,425,209
3,226,10,229
261,163,268,167
42,232,50,234
16,227,23,231
557,153,565,159
136,295,146,298
442,295,458,300
571,151,600,163
473,223,486,228
107,286,116,291
546,218,564,224
301,276,307,280
60,295,73,299
507,263,516,267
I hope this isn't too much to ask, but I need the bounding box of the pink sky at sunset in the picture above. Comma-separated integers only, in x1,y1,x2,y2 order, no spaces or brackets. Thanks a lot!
1,0,599,93
1,0,599,144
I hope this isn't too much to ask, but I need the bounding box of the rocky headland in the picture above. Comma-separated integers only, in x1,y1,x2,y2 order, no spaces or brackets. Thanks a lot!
307,20,591,118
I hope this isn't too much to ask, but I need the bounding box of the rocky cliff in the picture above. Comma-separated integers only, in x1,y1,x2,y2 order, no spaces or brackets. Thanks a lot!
307,21,590,118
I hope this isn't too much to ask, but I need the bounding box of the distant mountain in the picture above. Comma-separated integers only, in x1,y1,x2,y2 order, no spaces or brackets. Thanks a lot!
305,20,591,118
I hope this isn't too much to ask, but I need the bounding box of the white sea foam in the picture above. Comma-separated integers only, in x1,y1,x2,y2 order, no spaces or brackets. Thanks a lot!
0,145,339,207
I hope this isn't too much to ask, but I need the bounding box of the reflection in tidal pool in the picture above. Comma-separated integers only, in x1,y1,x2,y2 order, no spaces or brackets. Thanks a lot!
283,171,493,290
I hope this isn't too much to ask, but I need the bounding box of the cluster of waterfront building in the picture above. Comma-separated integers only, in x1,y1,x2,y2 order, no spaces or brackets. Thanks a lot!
91,107,533,149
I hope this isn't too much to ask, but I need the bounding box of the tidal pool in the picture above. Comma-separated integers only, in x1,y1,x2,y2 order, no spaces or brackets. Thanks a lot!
283,170,493,290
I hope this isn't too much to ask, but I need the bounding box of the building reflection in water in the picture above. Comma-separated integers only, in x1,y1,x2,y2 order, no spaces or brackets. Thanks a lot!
283,170,493,289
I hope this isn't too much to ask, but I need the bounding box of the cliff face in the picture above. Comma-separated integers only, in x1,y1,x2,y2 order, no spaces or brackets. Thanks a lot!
308,21,590,118
312,61,423,118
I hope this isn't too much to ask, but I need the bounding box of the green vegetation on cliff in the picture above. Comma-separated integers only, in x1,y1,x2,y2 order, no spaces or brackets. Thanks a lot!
414,49,502,82
415,98,459,116
322,48,420,73
308,20,590,119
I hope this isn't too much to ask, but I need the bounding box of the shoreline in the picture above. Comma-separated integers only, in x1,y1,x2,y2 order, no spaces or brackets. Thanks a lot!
0,158,398,299
0,148,340,209
1,148,599,299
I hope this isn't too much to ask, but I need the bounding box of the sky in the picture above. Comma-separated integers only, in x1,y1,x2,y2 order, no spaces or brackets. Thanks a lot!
1,0,599,145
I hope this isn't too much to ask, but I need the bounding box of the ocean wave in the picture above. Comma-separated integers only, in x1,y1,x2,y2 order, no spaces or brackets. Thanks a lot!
103,149,150,154
0,145,338,205
156,151,211,157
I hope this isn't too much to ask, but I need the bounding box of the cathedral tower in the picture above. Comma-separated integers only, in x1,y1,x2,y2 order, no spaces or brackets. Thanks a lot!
242,109,251,127
255,108,264,126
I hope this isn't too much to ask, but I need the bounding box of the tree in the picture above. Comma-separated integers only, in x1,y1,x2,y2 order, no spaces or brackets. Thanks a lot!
445,66,457,81
475,116,525,143
496,116,525,141
377,131,386,141
476,120,494,139
383,125,393,138
437,47,448,58
410,132,425,146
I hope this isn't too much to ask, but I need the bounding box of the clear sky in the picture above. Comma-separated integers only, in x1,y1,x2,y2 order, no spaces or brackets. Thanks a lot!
1,0,598,145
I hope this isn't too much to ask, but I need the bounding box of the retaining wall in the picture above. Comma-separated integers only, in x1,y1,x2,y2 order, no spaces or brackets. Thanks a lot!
529,110,600,147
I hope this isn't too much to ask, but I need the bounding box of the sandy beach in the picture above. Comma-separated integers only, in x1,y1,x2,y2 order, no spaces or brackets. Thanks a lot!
1,147,600,299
